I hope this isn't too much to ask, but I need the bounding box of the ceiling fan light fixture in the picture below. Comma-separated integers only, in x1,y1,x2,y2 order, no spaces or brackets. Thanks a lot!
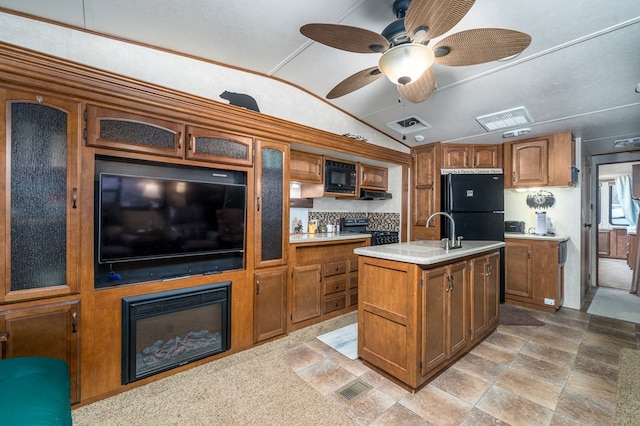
378,44,435,86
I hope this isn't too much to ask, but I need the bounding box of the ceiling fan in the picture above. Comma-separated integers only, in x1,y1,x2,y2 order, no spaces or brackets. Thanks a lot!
300,0,531,103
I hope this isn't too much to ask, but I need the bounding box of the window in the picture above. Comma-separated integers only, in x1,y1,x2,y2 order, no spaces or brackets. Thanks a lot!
609,186,629,226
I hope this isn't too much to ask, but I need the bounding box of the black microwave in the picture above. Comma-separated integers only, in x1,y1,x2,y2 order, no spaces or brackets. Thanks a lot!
325,159,357,195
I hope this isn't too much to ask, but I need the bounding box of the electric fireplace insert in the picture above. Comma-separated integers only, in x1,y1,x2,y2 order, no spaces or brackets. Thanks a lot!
122,282,231,384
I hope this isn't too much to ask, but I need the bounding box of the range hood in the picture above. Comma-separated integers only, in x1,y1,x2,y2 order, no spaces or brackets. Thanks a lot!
359,189,392,200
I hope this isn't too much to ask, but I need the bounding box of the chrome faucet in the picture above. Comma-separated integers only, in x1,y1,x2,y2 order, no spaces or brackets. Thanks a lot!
426,212,462,249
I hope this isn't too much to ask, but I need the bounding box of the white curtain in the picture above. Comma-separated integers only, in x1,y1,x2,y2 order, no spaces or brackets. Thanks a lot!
614,175,640,227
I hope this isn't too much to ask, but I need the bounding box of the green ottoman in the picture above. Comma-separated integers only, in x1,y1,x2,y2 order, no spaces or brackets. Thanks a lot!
0,356,72,425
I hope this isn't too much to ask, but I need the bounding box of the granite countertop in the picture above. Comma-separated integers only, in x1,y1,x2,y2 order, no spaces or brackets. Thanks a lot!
289,232,371,244
353,240,504,265
505,232,569,242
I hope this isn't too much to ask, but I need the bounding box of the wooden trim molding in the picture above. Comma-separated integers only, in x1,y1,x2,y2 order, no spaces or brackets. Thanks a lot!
0,41,410,166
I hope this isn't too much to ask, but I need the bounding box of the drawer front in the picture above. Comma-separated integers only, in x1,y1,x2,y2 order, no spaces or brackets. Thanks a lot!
323,276,346,296
323,296,346,314
323,261,346,277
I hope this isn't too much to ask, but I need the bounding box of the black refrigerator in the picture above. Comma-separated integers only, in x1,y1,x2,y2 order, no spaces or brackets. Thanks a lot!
441,173,505,301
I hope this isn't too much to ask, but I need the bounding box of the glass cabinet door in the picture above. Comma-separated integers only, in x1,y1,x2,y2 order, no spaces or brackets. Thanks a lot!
255,139,289,268
1,90,80,301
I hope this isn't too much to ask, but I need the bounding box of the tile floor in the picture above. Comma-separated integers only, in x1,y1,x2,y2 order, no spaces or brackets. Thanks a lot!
283,299,639,425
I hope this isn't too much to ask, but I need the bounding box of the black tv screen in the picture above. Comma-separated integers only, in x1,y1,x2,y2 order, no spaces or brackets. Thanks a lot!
98,173,246,264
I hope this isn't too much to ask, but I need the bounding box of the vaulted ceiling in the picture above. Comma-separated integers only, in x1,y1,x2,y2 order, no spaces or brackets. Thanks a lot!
1,0,638,155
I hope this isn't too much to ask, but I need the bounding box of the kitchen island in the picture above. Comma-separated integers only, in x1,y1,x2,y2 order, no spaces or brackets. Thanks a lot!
354,240,504,390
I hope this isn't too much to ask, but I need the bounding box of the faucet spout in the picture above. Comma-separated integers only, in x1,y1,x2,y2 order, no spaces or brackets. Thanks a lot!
426,212,461,248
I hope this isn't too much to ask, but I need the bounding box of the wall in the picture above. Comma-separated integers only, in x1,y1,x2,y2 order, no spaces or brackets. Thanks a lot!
504,185,582,309
0,12,408,156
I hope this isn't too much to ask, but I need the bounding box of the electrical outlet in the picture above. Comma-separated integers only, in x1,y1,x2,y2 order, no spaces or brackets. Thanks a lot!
544,298,555,306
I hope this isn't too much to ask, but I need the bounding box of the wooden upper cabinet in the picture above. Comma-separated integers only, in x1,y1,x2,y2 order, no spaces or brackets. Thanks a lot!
471,145,502,168
86,104,184,158
509,139,549,187
290,150,323,184
1,89,81,302
359,163,388,191
186,126,253,166
504,131,575,188
442,145,469,168
442,144,502,169
86,105,254,166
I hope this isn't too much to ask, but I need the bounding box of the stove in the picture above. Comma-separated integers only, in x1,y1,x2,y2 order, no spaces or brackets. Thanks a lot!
340,217,399,246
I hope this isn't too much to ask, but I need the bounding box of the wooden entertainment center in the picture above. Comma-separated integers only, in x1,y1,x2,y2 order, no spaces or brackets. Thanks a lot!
0,42,411,405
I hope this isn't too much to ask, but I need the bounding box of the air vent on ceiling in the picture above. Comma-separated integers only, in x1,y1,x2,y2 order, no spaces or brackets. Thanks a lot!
476,106,533,132
614,137,640,148
386,116,431,134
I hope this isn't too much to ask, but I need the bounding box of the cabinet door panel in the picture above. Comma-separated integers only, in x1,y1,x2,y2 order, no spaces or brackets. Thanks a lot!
86,104,183,157
512,140,549,186
360,164,388,190
505,241,533,298
411,144,440,240
470,257,488,338
448,262,467,357
1,300,80,403
422,267,447,374
254,268,287,343
471,145,501,168
486,252,500,327
186,126,253,166
2,90,80,301
292,265,322,323
255,140,289,268
442,145,469,168
290,151,323,184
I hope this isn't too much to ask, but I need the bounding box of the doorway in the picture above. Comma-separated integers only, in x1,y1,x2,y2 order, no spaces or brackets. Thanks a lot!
586,156,640,323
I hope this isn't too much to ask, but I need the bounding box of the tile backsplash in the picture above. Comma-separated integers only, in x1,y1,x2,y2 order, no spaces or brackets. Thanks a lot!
304,211,400,232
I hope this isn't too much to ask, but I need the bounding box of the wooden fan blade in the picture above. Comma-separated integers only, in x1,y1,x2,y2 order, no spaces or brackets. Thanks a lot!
327,67,384,99
300,23,388,53
397,68,436,103
433,28,532,66
405,0,476,41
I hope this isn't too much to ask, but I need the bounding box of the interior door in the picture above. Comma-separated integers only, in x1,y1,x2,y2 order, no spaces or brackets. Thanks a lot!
581,161,593,295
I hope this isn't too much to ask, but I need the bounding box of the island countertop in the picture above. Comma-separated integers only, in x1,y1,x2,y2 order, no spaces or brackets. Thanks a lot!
354,240,504,265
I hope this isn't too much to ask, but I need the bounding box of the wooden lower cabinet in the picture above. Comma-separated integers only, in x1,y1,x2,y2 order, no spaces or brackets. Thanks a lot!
421,261,467,374
289,238,369,331
0,299,80,403
358,250,499,390
505,238,565,311
599,229,629,260
254,267,287,343
469,252,500,341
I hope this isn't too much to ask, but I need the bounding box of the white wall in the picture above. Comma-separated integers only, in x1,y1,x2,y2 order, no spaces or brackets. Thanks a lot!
504,185,582,309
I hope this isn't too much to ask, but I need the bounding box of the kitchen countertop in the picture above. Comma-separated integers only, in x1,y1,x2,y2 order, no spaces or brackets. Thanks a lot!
289,232,371,244
354,240,504,265
505,232,569,242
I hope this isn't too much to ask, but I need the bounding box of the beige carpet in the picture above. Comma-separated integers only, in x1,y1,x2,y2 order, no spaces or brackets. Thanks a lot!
599,258,633,290
616,349,640,425
72,312,358,425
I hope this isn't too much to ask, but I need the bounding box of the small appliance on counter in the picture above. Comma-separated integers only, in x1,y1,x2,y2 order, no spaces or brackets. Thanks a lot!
340,217,399,245
535,211,547,235
505,221,526,233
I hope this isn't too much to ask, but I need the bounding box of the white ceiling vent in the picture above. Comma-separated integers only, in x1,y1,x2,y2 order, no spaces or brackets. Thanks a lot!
476,106,533,132
386,116,431,134
613,136,640,148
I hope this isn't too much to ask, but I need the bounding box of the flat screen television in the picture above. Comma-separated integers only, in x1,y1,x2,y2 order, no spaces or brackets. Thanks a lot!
98,173,246,264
